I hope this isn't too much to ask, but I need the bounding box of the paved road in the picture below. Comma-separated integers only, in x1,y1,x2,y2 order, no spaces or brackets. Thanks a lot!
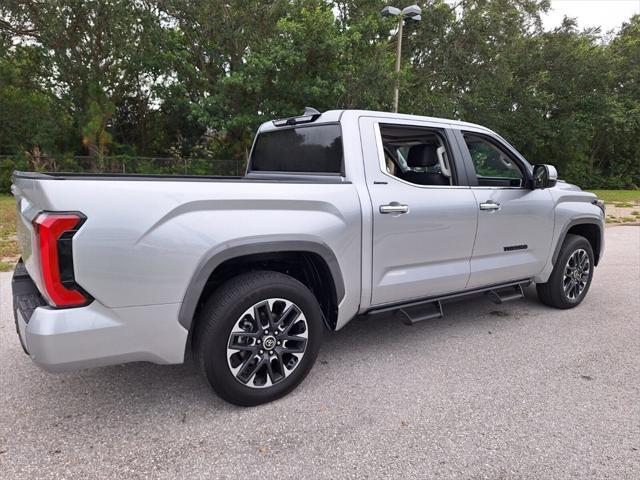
1,227,639,480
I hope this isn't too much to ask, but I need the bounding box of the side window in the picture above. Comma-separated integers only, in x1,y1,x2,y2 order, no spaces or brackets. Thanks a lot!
463,133,524,187
379,124,455,186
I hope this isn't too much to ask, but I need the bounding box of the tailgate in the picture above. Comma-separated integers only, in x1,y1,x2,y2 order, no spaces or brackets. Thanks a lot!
11,172,93,309
11,175,45,293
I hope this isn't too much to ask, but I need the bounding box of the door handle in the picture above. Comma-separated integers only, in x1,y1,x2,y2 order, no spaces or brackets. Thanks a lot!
380,203,409,214
479,201,501,211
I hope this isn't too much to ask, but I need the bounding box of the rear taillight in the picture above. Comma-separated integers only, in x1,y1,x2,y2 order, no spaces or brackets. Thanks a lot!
33,212,91,308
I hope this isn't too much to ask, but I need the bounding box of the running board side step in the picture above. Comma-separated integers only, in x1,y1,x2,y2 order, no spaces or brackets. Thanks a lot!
361,279,531,325
396,301,443,326
486,284,524,304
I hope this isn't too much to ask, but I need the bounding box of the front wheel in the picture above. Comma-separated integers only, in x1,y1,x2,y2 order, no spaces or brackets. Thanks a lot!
194,271,324,406
536,234,594,309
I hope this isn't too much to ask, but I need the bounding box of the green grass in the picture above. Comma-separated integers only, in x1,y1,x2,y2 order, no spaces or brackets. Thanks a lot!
0,195,18,272
590,190,640,204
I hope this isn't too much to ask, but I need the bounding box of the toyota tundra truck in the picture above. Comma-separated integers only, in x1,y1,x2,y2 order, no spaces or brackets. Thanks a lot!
11,108,605,406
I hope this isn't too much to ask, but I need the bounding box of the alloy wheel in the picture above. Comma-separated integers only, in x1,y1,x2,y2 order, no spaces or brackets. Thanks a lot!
226,298,308,388
563,248,590,301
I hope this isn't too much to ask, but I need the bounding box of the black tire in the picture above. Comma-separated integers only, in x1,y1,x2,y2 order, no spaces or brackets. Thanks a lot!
194,270,324,406
536,234,594,309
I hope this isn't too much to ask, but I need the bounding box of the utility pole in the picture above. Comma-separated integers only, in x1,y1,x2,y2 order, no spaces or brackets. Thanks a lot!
381,5,422,113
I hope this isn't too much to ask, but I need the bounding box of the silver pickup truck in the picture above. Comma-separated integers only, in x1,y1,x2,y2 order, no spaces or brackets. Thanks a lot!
11,109,605,405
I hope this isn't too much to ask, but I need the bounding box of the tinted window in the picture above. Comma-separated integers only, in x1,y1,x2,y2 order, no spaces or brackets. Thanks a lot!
464,134,524,186
250,124,343,173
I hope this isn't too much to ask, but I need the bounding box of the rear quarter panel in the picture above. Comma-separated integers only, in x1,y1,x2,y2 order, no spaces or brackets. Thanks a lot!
24,179,362,328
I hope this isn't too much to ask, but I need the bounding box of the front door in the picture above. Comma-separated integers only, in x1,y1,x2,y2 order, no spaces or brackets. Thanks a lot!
458,131,555,288
360,118,478,306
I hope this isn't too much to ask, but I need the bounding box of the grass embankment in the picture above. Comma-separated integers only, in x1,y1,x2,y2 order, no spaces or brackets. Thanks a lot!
590,190,640,204
591,190,640,224
0,190,638,272
0,195,18,272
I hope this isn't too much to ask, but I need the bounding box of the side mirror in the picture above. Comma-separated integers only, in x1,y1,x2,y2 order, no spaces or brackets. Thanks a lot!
532,164,557,189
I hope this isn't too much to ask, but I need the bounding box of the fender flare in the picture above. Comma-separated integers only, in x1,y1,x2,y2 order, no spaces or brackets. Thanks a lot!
551,218,603,265
178,240,345,331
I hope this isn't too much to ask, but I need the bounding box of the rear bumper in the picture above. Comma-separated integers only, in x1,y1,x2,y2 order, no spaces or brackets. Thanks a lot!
12,261,46,355
13,263,188,372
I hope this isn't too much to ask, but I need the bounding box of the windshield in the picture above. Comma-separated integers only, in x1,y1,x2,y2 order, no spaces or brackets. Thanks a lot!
250,124,343,174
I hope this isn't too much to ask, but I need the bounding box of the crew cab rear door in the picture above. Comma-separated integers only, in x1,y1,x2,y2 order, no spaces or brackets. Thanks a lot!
359,116,478,307
454,129,555,288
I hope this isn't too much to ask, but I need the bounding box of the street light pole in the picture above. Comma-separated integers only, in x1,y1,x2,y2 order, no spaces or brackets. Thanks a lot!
393,16,403,113
381,5,422,113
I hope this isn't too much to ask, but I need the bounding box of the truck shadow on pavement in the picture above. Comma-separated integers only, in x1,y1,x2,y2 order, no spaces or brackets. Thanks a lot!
13,287,546,417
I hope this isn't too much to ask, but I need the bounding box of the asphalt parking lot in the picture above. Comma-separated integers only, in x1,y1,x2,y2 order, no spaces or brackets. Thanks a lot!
1,226,638,479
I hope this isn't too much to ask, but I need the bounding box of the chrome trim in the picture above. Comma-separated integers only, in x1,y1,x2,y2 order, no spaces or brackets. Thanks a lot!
470,186,527,190
380,203,409,214
479,202,501,211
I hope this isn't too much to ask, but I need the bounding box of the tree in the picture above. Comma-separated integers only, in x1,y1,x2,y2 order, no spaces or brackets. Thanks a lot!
1,0,165,163
0,0,637,188
0,44,69,158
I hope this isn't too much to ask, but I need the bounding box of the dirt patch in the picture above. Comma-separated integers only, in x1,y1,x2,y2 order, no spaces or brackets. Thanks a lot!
605,202,640,226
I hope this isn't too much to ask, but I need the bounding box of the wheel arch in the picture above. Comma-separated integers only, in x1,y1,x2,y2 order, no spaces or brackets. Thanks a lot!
179,241,345,333
552,219,603,266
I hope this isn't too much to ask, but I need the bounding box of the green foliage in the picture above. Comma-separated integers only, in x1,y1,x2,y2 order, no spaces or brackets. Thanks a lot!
0,0,638,189
0,45,70,155
0,157,27,192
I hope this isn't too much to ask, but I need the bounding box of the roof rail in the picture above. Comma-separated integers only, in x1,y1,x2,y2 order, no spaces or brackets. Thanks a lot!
273,107,322,127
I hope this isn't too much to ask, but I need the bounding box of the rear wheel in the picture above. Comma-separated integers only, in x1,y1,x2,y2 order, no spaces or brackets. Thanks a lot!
536,234,594,309
194,270,324,406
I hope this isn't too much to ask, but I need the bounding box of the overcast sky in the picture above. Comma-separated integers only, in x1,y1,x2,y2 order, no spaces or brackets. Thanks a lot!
542,0,639,31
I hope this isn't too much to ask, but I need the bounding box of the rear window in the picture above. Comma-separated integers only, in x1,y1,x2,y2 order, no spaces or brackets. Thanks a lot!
250,124,343,174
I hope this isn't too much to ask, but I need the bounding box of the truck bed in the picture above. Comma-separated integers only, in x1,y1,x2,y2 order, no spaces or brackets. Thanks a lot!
11,169,363,329
13,171,348,183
